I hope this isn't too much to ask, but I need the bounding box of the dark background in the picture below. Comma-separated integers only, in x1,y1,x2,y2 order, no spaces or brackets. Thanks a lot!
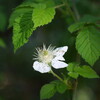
0,0,100,100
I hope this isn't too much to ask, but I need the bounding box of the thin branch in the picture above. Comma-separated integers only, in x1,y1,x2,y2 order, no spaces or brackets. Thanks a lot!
72,80,78,100
71,0,80,21
54,3,66,9
60,0,77,22
50,69,64,83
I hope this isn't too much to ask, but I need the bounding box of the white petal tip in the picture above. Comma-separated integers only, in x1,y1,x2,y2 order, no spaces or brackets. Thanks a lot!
33,61,51,73
52,60,68,69
63,46,68,52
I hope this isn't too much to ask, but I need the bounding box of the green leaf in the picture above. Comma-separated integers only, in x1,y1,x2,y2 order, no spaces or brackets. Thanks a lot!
67,63,74,72
41,0,55,7
8,1,49,28
67,63,79,79
80,15,100,23
67,63,79,72
40,83,56,100
13,11,35,52
68,72,79,79
16,1,37,8
76,26,100,66
8,7,33,28
67,63,99,79
44,0,55,7
34,1,55,9
32,6,55,28
75,65,99,78
51,80,67,94
68,22,85,33
0,39,6,48
35,0,55,7
68,15,100,33
33,3,46,9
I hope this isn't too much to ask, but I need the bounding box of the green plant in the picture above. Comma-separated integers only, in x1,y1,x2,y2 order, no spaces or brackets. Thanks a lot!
8,0,100,99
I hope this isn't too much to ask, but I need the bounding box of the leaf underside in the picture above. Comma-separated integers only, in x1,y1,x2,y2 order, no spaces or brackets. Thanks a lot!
13,11,35,52
76,26,100,66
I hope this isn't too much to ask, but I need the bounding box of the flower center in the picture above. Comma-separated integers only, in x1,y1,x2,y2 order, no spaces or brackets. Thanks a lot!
34,45,55,64
38,50,53,63
43,50,48,56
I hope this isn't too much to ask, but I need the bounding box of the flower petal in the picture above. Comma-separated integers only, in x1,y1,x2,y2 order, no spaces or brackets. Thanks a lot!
53,46,68,57
33,61,51,73
51,60,68,69
53,56,65,61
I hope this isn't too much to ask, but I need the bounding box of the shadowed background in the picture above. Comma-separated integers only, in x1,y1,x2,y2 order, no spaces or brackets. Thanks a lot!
0,0,100,100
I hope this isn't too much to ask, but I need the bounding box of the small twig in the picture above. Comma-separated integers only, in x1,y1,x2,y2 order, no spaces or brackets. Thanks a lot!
72,79,78,100
71,0,80,21
66,1,77,22
54,3,66,9
50,69,64,83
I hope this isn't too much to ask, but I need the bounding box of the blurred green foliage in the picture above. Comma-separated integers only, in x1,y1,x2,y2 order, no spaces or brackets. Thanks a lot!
0,39,6,48
0,12,7,32
0,0,100,100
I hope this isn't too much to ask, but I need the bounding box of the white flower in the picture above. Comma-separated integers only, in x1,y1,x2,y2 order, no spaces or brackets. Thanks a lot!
33,45,68,73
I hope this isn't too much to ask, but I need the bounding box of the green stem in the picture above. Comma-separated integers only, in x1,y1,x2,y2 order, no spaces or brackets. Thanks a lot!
61,0,77,22
71,0,81,63
72,80,78,100
54,3,66,9
50,70,73,90
60,1,80,100
71,0,80,21
50,69,64,83
72,88,77,100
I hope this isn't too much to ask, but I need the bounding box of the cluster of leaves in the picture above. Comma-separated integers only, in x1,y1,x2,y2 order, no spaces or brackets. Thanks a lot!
68,15,100,66
8,0,100,100
40,62,99,100
67,63,99,79
40,80,67,100
9,0,56,52
9,0,100,66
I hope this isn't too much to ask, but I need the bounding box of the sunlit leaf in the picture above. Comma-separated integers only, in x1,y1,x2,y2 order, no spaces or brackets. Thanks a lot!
32,5,55,28
40,83,56,100
75,65,99,78
51,80,67,94
13,11,35,52
76,26,100,65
